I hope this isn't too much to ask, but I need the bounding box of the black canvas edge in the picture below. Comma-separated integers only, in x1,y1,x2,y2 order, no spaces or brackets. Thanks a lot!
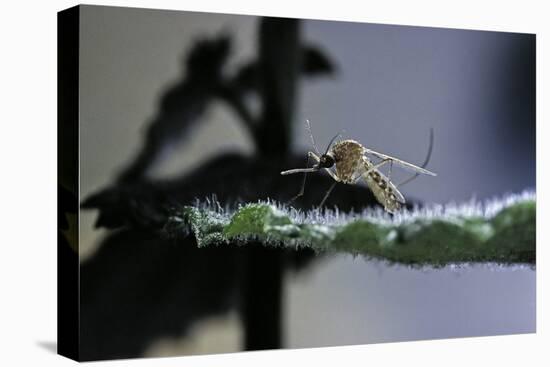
58,5,80,362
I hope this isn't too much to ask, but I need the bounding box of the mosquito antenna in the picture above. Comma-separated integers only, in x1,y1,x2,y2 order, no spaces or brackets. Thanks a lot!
397,127,434,188
324,129,346,154
306,119,321,155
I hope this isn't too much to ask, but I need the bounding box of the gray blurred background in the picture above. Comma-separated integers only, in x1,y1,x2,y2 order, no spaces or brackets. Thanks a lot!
79,5,535,357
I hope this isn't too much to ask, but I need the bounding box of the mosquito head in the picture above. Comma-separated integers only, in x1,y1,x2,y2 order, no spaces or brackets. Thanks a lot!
318,153,335,168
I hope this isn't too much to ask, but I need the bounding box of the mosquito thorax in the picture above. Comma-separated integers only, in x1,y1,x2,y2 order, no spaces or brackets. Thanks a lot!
319,153,335,168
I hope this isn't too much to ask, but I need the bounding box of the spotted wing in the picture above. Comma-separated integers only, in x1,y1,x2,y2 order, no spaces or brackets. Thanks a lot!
363,148,437,176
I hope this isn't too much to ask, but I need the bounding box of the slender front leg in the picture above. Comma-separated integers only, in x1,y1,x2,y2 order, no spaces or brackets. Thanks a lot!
307,151,339,207
308,151,320,162
289,154,310,202
319,181,338,208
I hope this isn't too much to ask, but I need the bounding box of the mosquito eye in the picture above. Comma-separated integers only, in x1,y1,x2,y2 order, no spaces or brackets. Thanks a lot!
320,155,334,168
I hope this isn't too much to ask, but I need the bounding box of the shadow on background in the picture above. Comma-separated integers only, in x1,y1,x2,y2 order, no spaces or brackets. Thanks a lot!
77,17,381,361
37,341,57,354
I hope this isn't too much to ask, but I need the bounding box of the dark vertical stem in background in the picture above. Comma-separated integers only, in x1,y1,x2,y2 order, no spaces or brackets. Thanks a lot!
256,18,300,157
243,245,283,350
242,17,300,350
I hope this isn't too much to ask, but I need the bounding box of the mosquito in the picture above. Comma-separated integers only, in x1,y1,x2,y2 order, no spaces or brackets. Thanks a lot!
280,120,437,213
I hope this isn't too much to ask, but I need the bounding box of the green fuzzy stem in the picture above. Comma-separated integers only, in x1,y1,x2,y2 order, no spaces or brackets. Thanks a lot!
166,193,535,267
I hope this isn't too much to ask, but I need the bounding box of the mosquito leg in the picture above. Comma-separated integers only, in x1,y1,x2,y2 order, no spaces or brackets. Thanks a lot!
319,181,338,208
347,157,366,184
308,151,320,163
289,154,310,202
386,160,394,207
350,159,390,185
351,166,367,184
323,168,340,182
397,128,434,188
362,158,391,177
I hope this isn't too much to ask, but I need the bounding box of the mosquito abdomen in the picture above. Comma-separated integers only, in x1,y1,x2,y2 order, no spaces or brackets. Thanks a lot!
363,165,403,213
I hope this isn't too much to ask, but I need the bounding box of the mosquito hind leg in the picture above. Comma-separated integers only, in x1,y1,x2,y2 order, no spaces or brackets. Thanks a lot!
352,158,391,183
